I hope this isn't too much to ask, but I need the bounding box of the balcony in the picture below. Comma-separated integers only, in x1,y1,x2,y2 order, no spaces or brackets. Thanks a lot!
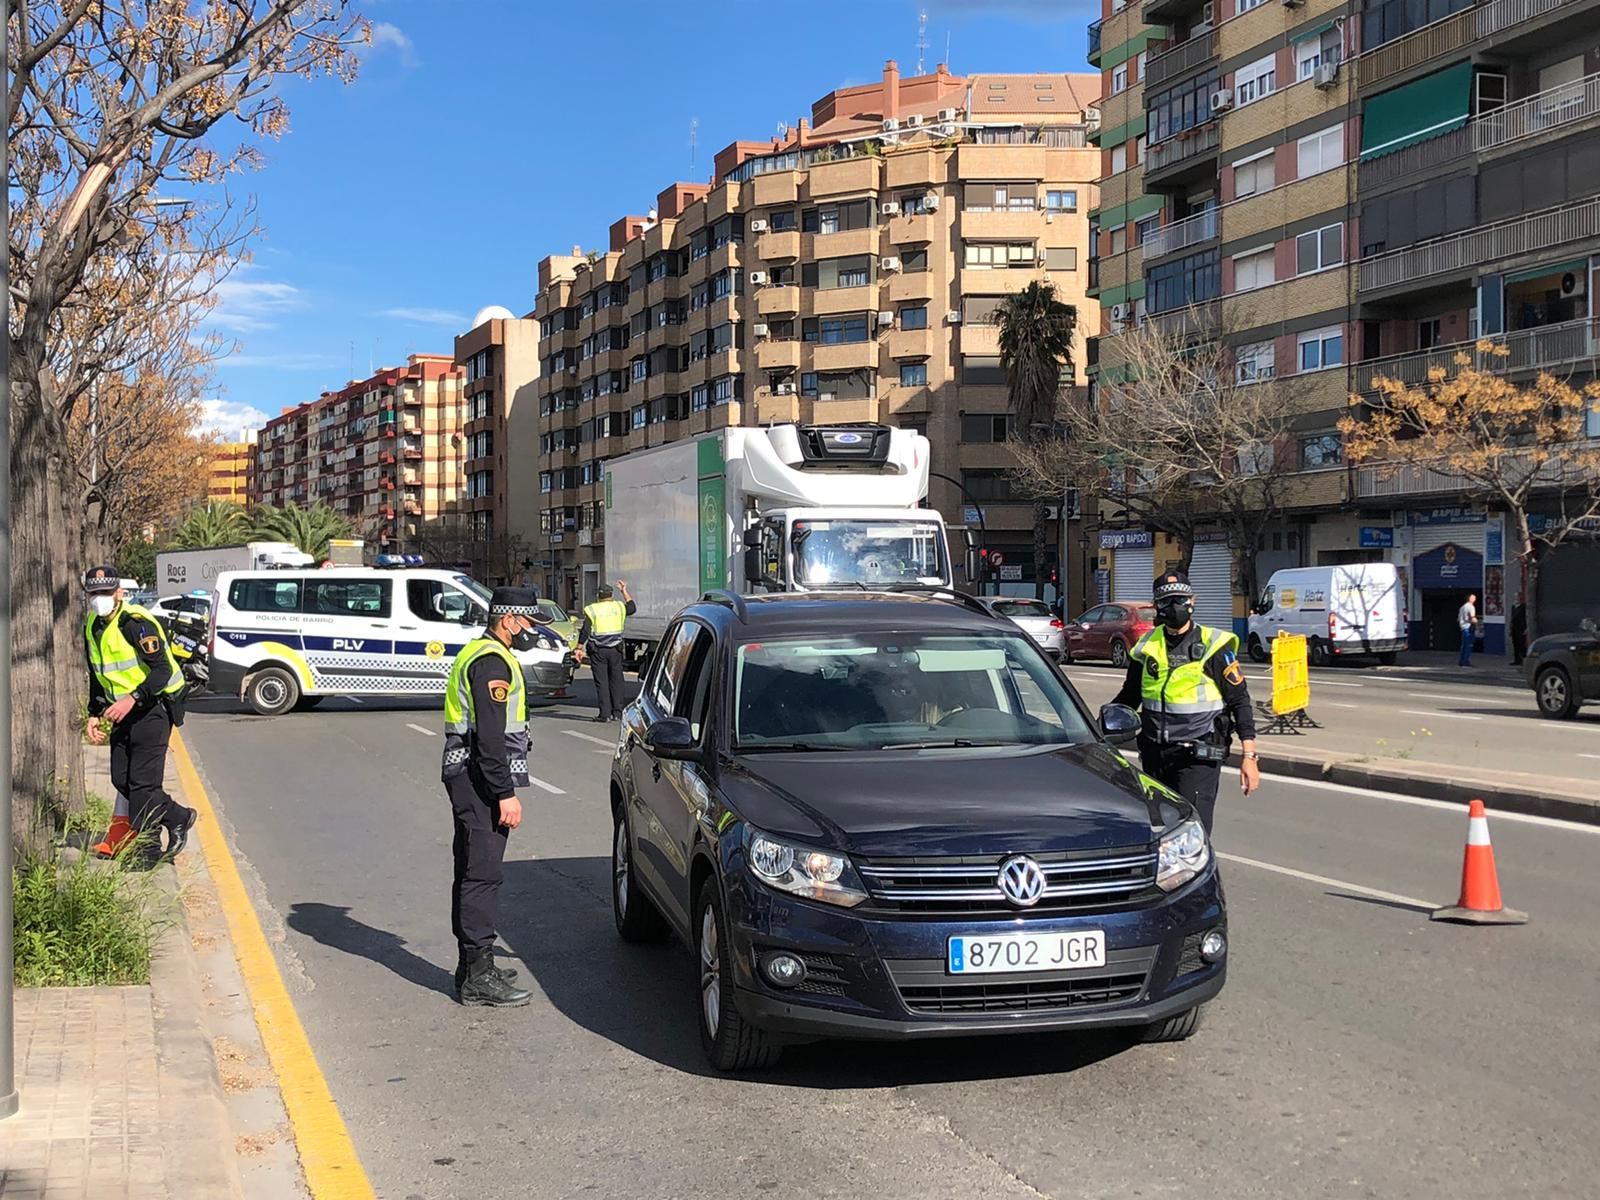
1087,18,1102,67
1141,206,1218,260
1361,72,1600,191
1143,0,1206,22
1355,317,1600,394
811,340,878,373
1355,449,1578,500
812,284,874,317
961,208,1043,240
1143,123,1219,187
887,213,937,245
754,339,802,371
755,285,801,316
1357,0,1589,92
1143,31,1218,91
1359,194,1600,294
756,230,801,261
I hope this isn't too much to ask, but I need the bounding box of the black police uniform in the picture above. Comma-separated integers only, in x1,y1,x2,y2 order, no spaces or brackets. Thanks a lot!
577,593,637,721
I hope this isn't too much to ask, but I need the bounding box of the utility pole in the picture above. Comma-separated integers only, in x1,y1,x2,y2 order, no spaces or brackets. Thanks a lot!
2,8,20,1124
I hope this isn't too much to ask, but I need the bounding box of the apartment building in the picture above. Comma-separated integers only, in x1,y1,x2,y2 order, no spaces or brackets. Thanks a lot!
251,354,466,556
1087,0,1600,649
530,61,1099,611
206,433,255,504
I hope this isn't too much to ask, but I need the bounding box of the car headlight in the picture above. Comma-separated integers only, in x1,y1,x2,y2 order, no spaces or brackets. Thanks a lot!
743,828,868,908
535,633,560,651
1156,818,1211,893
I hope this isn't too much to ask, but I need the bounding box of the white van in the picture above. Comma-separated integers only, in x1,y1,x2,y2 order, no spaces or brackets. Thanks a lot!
1247,564,1407,666
208,567,575,715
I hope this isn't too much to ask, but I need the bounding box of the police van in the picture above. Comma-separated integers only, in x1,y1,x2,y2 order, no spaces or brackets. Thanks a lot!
208,566,575,715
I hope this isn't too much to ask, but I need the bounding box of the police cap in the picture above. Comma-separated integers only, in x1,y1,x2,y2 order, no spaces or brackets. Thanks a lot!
1153,570,1195,601
83,565,120,594
596,584,615,599
488,586,539,617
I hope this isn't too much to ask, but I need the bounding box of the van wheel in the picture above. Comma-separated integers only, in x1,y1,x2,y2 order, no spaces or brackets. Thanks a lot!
245,667,299,716
1247,634,1268,663
1309,638,1333,667
1109,638,1129,668
1142,1004,1204,1043
1377,651,1398,666
293,695,324,711
696,877,780,1072
1536,666,1580,719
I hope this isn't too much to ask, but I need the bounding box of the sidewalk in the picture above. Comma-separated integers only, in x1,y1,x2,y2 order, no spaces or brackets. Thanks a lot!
1361,650,1525,689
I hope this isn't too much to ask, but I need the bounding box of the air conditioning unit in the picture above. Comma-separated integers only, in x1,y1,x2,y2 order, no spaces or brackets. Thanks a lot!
880,256,903,273
931,123,956,138
945,311,962,325
748,270,768,286
882,117,900,132
923,193,941,212
1313,62,1339,89
775,381,796,395
937,107,958,122
1561,270,1586,297
877,310,896,327
880,201,901,216
1210,88,1235,114
906,114,924,128
749,218,769,233
752,322,770,337
1282,0,1303,6
1111,302,1132,325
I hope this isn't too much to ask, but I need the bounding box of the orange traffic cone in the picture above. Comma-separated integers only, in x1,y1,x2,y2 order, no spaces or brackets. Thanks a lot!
1431,800,1528,925
93,789,136,859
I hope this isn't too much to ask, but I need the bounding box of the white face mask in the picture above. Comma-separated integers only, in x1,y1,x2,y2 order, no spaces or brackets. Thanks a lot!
89,595,117,617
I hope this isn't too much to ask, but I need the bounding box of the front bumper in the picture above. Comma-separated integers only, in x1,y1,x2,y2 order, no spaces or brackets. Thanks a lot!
725,869,1226,1041
524,654,577,696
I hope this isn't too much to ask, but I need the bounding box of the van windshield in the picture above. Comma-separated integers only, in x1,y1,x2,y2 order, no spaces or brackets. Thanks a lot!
791,520,946,588
454,575,492,604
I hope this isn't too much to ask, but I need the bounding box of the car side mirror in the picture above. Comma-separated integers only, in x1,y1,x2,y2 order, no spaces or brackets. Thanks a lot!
645,716,699,760
1098,703,1140,746
1582,617,1598,636
461,606,484,626
742,525,763,549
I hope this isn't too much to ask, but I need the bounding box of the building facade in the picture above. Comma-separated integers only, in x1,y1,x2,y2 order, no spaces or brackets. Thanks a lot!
1087,0,1600,649
250,354,466,557
530,61,1100,611
206,433,255,504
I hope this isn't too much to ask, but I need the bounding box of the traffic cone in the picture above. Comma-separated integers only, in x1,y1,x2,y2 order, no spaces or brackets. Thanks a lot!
93,789,136,858
1431,800,1528,925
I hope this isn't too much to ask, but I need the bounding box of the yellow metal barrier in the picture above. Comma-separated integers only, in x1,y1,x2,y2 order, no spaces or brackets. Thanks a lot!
1271,631,1311,715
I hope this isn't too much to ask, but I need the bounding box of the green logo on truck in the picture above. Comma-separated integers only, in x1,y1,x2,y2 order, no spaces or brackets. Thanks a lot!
696,438,725,593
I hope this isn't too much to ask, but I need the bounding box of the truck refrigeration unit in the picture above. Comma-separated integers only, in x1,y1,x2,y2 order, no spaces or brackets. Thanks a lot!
604,423,954,663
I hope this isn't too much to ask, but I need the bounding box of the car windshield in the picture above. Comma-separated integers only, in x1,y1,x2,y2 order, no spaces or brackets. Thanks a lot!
792,520,946,588
733,631,1094,750
453,575,492,604
534,600,569,624
993,600,1051,619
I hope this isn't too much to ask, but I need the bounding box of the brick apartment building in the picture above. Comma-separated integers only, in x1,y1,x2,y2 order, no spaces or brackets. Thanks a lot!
1087,0,1600,651
206,433,255,504
250,354,467,557
528,61,1101,611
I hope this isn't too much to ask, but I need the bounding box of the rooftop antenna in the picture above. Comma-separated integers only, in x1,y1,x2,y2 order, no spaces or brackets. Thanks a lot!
689,117,699,173
916,8,928,75
945,29,951,70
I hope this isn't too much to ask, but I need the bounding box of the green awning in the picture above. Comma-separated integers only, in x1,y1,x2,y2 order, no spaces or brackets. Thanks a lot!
1360,61,1473,161
1291,19,1336,43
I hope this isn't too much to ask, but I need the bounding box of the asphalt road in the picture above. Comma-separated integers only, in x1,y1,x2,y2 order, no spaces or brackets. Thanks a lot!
182,682,1600,1200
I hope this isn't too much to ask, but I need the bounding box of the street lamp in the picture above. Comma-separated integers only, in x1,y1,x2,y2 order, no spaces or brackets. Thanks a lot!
928,470,988,594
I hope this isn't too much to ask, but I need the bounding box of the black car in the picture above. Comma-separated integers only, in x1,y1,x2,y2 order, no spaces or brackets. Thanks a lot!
1526,617,1600,718
609,591,1227,1071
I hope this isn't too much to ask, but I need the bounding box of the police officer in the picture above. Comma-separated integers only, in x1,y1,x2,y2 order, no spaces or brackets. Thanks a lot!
1110,570,1262,833
442,587,544,1007
82,566,197,869
575,581,636,723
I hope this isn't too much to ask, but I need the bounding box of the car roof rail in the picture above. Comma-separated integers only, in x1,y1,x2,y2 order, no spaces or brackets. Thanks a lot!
699,590,749,623
879,583,993,618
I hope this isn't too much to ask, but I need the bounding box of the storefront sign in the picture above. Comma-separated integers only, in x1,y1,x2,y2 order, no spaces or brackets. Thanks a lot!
1485,526,1503,566
1359,527,1395,548
1099,530,1154,550
1408,507,1486,526
1412,541,1484,590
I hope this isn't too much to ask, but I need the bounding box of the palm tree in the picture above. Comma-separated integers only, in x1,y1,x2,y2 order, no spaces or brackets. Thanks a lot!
172,500,251,548
251,502,355,560
995,281,1077,601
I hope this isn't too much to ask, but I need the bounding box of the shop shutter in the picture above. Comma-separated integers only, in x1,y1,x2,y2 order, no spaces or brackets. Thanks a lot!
1189,543,1235,633
1112,546,1154,601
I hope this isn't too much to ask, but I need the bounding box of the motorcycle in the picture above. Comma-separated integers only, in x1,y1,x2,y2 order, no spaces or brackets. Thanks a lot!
160,608,211,695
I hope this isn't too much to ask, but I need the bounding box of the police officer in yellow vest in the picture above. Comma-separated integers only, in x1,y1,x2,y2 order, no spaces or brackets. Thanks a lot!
442,586,550,1007
82,565,197,869
575,580,636,723
1110,571,1262,833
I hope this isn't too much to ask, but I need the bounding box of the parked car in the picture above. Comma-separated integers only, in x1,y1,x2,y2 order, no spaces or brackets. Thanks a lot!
975,596,1065,660
534,598,580,648
1248,564,1407,666
148,591,213,623
1525,617,1600,719
609,590,1227,1071
1063,602,1158,666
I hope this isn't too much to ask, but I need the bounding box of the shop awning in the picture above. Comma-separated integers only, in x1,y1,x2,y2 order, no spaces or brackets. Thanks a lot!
1359,61,1474,161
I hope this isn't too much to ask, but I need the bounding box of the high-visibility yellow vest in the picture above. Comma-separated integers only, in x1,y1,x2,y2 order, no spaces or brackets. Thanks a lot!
85,604,184,702
1129,625,1237,745
582,598,628,645
442,637,529,787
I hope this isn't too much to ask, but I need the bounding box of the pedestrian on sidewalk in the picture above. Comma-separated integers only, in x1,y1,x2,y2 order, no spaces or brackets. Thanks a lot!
1458,593,1479,667
575,581,636,722
82,565,197,869
1510,600,1528,666
441,586,541,1007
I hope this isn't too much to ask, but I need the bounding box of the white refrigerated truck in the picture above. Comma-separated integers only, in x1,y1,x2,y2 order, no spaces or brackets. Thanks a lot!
604,423,953,660
154,542,315,592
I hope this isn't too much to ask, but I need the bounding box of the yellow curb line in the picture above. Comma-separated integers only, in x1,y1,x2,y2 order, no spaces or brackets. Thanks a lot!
172,729,376,1199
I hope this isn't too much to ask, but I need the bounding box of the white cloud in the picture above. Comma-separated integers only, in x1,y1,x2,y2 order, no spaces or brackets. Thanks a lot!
369,22,418,67
377,306,470,328
196,398,271,439
218,351,341,371
210,275,303,333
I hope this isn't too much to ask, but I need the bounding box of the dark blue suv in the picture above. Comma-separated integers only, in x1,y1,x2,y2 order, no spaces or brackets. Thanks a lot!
608,591,1227,1071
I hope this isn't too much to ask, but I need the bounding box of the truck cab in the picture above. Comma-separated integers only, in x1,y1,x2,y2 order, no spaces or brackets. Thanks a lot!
742,507,950,591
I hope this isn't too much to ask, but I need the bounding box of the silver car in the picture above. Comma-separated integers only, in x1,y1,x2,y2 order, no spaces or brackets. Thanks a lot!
978,597,1066,660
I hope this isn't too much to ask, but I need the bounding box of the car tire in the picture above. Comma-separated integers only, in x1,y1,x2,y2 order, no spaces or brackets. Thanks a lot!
1060,643,1073,665
1110,638,1129,668
695,876,781,1072
1141,1004,1204,1043
1535,665,1580,719
612,806,669,943
1247,634,1268,663
1377,651,1399,666
1309,638,1333,668
245,667,299,716
292,695,324,711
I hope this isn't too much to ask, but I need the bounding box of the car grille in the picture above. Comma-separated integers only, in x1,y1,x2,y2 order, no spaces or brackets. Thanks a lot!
1171,923,1224,982
886,947,1155,1015
793,951,848,997
855,846,1160,917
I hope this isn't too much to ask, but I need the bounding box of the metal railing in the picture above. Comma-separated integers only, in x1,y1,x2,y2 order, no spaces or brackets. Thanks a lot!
1145,122,1219,175
1088,18,1102,61
1356,318,1600,392
1358,0,1584,90
1144,32,1218,90
1142,206,1218,259
1356,451,1582,499
1361,72,1600,188
1359,194,1600,292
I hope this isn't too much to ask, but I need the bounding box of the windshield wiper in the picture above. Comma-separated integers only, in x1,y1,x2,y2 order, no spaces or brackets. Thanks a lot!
736,741,849,753
882,738,1006,750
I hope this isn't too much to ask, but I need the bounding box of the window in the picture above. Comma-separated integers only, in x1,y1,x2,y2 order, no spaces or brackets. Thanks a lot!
1297,125,1343,177
964,242,1036,268
1237,440,1275,477
900,304,928,330
901,248,929,272
1232,247,1275,292
1236,54,1276,106
961,469,1018,501
1110,144,1127,174
963,183,1038,212
800,372,818,397
1299,433,1344,469
407,580,476,625
899,191,932,214
962,356,1006,386
1148,70,1220,145
1418,318,1442,350
960,414,1011,443
673,627,717,740
1363,0,1472,54
837,262,869,288
900,362,929,387
1045,246,1079,270
1147,248,1220,314
1295,28,1342,80
1233,151,1275,198
304,578,390,618
1295,223,1343,275
1136,51,1147,83
1237,0,1267,10
648,621,701,714
1109,224,1127,254
1297,326,1344,372
819,315,869,344
227,579,302,613
632,405,647,430
1112,64,1128,94
769,209,797,231
1045,190,1078,212
1235,341,1276,384
1135,218,1160,247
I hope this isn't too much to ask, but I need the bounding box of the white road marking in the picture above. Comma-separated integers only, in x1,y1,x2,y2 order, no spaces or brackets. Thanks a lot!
525,773,567,795
405,723,436,737
1217,852,1437,911
1323,701,1360,709
1398,709,1482,721
561,729,617,748
1578,753,1600,761
1308,679,1365,688
593,748,612,756
1406,692,1475,701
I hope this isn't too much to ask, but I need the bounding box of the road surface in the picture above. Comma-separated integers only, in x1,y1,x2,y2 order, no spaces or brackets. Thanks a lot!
181,683,1600,1199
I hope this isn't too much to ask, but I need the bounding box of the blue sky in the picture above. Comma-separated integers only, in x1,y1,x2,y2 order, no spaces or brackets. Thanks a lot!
199,0,1096,436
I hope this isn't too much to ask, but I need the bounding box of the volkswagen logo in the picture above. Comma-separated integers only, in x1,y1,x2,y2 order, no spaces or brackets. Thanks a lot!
997,855,1046,908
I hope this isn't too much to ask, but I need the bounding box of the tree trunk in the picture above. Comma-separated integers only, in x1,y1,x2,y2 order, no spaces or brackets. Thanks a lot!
1172,532,1195,574
1033,500,1049,601
1512,509,1539,642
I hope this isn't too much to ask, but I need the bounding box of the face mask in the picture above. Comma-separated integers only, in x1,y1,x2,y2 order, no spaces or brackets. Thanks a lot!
89,595,116,618
1157,599,1193,629
510,624,539,652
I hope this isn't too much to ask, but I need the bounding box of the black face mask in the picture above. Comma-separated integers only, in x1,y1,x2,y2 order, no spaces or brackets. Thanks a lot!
1157,598,1193,630
509,625,539,652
